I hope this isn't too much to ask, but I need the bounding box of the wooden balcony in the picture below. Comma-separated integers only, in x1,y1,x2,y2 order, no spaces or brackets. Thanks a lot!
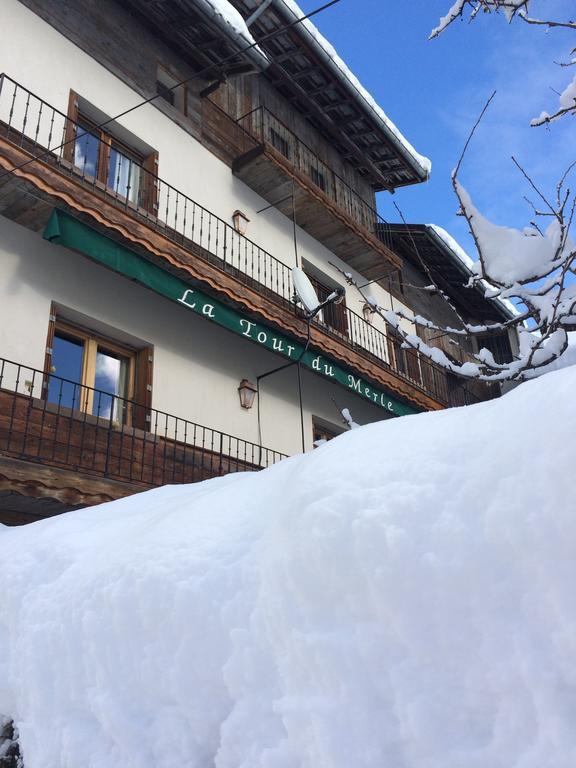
0,358,286,524
0,74,492,417
204,100,402,279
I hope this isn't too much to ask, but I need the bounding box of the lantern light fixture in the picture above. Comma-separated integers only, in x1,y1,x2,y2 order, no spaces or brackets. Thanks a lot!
232,209,250,235
238,378,257,409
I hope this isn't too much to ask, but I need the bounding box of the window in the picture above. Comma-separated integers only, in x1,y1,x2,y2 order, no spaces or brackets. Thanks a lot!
73,115,143,205
313,419,342,447
310,165,326,192
64,91,159,214
45,311,153,430
305,269,348,336
386,326,421,384
48,321,134,422
270,127,291,159
477,333,513,364
156,64,187,114
156,80,175,106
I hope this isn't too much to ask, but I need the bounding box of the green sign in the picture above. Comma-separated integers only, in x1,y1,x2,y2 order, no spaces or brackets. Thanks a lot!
44,209,418,417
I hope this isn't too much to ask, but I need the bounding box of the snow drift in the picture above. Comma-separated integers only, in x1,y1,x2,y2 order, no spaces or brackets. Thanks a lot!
1,367,575,768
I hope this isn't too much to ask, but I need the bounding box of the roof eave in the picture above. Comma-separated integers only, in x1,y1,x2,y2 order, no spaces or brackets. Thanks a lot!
425,226,515,321
269,0,431,185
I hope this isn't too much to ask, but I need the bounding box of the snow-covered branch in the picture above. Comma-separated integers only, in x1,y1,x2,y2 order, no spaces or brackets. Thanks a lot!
337,159,575,382
430,1,576,125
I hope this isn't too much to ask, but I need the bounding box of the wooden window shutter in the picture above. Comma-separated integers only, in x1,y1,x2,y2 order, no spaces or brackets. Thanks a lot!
63,90,79,163
132,346,154,431
405,347,422,385
386,326,405,375
42,302,58,398
141,150,159,215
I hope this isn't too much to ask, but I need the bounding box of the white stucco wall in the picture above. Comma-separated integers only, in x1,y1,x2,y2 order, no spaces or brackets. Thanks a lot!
0,217,395,455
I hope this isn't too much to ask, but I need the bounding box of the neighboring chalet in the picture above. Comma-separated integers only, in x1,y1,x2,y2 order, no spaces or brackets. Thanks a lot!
0,0,517,525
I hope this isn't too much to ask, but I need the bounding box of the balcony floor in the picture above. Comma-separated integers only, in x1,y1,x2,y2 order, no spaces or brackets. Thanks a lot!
233,144,401,276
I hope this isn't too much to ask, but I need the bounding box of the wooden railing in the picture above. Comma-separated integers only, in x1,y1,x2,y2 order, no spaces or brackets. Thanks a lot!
232,103,396,252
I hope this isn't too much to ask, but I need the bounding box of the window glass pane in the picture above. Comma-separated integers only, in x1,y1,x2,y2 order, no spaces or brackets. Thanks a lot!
478,334,513,364
48,334,85,409
74,121,100,177
92,348,128,421
108,147,141,204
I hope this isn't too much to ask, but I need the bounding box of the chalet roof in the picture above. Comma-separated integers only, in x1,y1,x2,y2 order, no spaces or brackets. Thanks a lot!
124,0,431,192
229,0,431,190
386,224,515,323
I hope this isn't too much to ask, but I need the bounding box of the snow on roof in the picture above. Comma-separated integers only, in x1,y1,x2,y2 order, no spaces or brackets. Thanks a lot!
1,365,575,766
429,223,475,270
428,223,519,317
198,0,269,67
278,0,432,179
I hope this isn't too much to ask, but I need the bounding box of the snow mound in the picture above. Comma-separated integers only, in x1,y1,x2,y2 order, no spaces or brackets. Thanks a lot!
1,367,576,768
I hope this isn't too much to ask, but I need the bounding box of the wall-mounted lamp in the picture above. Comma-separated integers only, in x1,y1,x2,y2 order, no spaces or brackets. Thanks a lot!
238,378,257,409
362,302,376,324
232,210,250,235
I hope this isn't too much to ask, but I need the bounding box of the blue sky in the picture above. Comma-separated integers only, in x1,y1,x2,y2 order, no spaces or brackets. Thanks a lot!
296,0,576,259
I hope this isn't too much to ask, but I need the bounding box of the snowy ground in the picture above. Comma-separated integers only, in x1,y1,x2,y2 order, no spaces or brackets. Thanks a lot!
0,366,575,768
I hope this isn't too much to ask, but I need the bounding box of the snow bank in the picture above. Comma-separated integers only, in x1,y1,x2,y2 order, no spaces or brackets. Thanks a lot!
1,367,576,767
197,0,268,69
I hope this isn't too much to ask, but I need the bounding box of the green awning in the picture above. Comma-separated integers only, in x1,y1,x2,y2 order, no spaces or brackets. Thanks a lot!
43,209,419,417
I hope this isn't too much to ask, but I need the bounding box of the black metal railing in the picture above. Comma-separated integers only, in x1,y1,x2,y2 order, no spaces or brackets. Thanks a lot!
0,358,286,487
0,74,487,410
0,74,295,304
233,104,396,252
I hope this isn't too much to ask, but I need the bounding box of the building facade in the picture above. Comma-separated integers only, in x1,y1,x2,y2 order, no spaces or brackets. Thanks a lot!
0,0,517,524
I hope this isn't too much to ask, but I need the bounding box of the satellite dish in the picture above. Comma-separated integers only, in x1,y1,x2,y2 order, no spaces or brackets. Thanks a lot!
292,267,320,315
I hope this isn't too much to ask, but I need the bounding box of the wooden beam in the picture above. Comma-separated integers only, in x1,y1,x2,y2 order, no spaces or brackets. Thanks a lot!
0,455,144,507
